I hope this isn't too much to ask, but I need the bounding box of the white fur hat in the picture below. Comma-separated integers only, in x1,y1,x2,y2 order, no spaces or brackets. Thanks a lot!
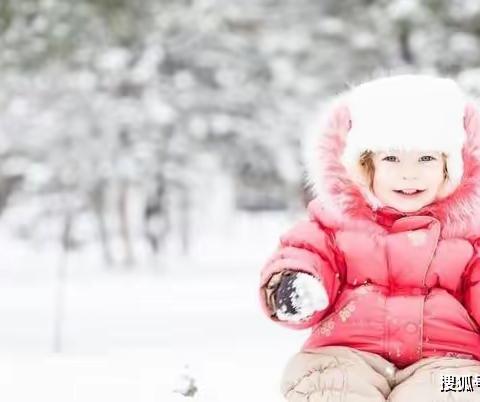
339,74,467,198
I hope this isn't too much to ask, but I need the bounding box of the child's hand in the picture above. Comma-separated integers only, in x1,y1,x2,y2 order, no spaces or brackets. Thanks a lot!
273,272,329,322
264,271,286,313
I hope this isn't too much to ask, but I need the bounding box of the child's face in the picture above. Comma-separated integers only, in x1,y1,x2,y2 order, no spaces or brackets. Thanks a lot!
371,150,446,213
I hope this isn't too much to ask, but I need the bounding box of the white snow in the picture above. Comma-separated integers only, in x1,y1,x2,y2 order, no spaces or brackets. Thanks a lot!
0,211,308,402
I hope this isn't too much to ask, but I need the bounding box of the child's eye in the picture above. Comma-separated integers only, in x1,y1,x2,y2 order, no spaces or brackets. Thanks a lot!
382,156,398,162
419,156,436,162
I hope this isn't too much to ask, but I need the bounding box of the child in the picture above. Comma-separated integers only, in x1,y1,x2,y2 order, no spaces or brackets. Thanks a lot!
259,74,480,401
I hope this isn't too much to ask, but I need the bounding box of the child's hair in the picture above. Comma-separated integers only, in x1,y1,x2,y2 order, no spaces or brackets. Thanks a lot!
358,150,449,191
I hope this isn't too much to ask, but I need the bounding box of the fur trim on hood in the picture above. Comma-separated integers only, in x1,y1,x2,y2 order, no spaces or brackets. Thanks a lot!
302,74,480,240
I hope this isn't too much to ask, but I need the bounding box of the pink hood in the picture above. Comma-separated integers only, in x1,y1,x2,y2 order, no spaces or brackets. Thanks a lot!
302,98,480,241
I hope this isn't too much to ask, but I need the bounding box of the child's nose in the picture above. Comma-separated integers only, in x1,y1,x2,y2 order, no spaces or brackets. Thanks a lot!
401,166,418,180
402,173,418,180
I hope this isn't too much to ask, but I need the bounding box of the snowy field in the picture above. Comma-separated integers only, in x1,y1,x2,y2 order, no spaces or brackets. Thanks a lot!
0,210,308,401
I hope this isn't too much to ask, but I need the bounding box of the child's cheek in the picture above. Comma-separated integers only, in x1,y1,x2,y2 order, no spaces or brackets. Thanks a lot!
374,168,392,189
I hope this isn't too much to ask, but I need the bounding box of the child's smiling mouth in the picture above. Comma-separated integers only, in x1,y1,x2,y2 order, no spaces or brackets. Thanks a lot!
393,189,426,196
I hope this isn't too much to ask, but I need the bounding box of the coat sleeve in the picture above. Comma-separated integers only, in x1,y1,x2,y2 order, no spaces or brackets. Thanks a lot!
462,238,480,328
258,217,343,330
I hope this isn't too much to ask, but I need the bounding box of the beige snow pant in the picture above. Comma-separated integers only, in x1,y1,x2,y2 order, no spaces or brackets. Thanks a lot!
280,346,480,401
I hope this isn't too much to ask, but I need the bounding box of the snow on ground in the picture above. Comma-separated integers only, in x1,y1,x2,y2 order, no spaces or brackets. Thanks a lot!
0,209,309,401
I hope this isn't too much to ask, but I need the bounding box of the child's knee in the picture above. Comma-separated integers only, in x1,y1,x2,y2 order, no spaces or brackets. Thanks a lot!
281,362,344,400
280,347,390,401
389,358,480,401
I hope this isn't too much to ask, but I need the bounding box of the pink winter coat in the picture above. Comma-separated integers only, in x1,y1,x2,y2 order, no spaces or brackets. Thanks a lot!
259,102,480,369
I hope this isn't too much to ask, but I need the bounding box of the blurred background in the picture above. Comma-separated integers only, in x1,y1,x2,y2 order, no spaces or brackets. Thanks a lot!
1,0,480,401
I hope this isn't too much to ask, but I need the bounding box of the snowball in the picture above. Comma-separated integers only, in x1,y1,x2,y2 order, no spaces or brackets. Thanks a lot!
293,273,329,313
276,273,329,322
